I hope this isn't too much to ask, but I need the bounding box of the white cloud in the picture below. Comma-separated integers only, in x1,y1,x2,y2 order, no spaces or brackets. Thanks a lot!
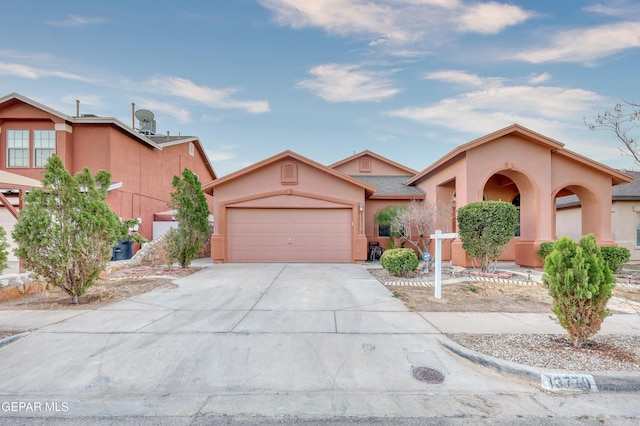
46,15,108,28
515,21,640,63
424,70,503,88
0,61,92,82
387,71,602,136
528,72,551,84
456,2,534,34
259,0,533,50
298,63,400,102
61,94,103,108
583,1,640,17
148,76,270,114
206,150,236,162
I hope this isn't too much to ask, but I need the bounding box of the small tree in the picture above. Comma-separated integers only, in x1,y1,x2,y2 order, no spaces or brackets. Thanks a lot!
457,201,519,272
374,205,403,249
586,100,640,163
375,200,451,262
164,168,210,268
390,200,438,259
543,235,615,348
12,155,123,304
0,227,9,274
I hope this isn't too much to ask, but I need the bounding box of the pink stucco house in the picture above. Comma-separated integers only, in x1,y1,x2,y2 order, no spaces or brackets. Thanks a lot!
0,93,216,258
204,124,632,267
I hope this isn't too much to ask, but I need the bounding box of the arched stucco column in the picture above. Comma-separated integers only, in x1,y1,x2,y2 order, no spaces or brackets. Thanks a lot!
499,169,548,267
553,184,615,246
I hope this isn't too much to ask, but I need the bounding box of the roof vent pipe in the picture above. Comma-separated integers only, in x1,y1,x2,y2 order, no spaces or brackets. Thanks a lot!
76,99,80,117
131,103,135,129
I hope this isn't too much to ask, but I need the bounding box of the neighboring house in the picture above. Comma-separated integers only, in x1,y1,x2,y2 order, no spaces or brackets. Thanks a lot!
203,124,632,267
557,170,640,261
0,92,216,259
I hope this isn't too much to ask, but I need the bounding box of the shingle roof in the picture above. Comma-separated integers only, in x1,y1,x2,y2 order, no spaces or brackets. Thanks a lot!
351,175,425,197
611,170,640,199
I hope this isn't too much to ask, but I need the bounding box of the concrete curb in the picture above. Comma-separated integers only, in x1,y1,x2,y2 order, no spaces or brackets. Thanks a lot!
438,336,640,393
0,331,30,349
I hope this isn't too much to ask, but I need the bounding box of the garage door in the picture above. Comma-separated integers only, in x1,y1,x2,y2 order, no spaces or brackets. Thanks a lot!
227,208,352,262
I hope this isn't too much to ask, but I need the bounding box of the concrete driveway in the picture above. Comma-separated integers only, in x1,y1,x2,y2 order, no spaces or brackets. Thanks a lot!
1,262,637,423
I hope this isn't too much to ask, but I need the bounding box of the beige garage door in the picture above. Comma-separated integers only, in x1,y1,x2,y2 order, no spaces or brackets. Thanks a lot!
227,208,352,262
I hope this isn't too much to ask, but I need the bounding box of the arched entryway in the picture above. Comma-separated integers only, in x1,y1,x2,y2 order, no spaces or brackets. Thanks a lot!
553,185,600,241
480,170,537,264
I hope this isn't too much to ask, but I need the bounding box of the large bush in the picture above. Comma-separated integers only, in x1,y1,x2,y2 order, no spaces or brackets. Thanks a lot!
164,168,211,268
599,246,630,273
12,155,124,304
380,248,419,277
542,234,615,348
457,201,519,272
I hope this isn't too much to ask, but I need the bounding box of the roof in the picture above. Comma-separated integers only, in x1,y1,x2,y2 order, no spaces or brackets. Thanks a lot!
0,93,217,179
150,135,217,179
0,169,44,189
202,150,377,196
351,175,425,199
0,92,161,150
406,124,633,186
612,170,640,199
329,150,419,175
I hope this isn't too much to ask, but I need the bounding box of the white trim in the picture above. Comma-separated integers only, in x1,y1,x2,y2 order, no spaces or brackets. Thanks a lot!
55,123,72,133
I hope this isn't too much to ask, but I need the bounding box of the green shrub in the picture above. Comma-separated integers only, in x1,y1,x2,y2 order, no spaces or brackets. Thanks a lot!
380,248,419,277
0,227,8,274
457,201,519,272
537,241,555,261
542,234,615,348
600,246,630,273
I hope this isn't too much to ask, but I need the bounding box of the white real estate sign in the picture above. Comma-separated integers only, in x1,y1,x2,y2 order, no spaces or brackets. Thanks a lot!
430,230,458,299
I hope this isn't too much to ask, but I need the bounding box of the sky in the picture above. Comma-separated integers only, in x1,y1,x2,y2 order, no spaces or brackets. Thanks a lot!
1,0,639,177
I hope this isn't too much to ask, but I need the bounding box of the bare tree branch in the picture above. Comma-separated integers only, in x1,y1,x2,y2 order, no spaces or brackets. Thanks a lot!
586,100,640,164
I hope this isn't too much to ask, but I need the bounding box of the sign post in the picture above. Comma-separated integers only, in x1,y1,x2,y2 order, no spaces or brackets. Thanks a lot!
429,230,458,299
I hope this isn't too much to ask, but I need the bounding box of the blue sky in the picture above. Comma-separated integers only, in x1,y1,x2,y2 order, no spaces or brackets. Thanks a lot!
2,0,639,177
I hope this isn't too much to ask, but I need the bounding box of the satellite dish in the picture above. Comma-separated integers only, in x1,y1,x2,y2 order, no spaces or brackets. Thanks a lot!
135,109,156,135
135,109,154,123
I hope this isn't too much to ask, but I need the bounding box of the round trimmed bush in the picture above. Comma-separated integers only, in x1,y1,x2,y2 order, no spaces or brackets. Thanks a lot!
380,248,419,277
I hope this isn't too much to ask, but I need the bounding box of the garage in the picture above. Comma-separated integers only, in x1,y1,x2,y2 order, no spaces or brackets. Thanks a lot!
227,208,352,262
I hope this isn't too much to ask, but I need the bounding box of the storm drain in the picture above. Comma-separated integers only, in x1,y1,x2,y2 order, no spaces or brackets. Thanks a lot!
412,367,445,384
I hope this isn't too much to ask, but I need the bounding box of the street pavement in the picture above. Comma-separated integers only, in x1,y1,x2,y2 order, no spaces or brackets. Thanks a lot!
0,260,639,425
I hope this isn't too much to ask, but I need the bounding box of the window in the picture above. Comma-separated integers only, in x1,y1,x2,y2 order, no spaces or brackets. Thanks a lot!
636,213,640,246
6,129,56,168
378,223,391,237
7,130,30,167
512,194,521,237
34,130,56,167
